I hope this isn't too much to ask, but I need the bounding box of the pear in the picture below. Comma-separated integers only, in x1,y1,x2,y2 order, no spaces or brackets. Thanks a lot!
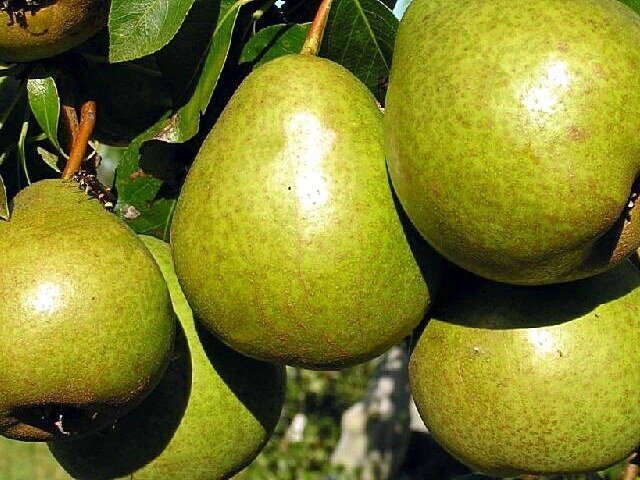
170,54,439,369
0,0,107,62
50,236,286,480
385,0,640,285
0,180,175,442
409,261,640,477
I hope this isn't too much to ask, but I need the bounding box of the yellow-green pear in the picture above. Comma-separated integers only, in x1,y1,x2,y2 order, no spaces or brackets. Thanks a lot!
386,0,640,285
50,236,286,480
171,53,440,369
0,180,175,442
0,0,107,62
410,261,640,477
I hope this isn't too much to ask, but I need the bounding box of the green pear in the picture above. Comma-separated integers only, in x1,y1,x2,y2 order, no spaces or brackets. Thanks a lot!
171,54,440,369
0,436,71,479
385,0,640,285
0,180,175,442
409,261,640,477
50,236,286,480
0,0,107,62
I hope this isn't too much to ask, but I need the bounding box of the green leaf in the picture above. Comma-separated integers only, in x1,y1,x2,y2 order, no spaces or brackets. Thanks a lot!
115,114,175,214
26,74,62,153
321,0,398,102
125,198,176,239
17,116,30,185
155,0,253,142
108,0,197,62
620,0,640,14
240,23,310,66
0,174,8,220
114,117,168,212
36,146,61,173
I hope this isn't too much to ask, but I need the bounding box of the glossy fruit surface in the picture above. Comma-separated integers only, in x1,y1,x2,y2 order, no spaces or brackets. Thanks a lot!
0,180,175,441
50,236,285,480
386,0,640,285
409,261,640,477
0,0,107,62
171,54,438,369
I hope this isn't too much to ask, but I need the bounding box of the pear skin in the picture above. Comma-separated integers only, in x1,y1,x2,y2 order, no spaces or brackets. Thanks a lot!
0,180,175,442
409,261,640,477
386,0,640,285
50,236,285,480
0,0,107,62
171,54,439,369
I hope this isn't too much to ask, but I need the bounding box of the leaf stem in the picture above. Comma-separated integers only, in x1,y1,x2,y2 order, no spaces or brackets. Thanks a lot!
61,100,96,180
301,0,333,56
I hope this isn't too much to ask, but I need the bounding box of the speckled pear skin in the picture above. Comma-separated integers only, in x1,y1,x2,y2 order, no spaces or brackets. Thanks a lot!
50,236,285,480
385,0,640,285
171,54,437,369
409,261,640,477
0,180,175,442
0,0,107,62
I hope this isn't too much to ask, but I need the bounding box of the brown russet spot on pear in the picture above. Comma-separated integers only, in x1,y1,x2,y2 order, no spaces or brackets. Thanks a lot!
0,180,175,442
0,0,107,62
385,0,640,285
170,53,441,369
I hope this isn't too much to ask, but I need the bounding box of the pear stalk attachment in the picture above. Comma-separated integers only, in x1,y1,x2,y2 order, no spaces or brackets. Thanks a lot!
62,100,96,180
300,0,333,56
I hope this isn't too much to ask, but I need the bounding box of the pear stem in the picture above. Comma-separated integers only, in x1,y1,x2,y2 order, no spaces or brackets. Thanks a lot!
61,100,96,180
300,0,333,56
61,103,79,150
620,452,638,480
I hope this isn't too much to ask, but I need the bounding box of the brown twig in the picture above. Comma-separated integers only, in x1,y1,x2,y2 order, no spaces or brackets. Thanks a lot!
61,100,96,180
61,104,80,150
620,452,639,480
300,0,333,56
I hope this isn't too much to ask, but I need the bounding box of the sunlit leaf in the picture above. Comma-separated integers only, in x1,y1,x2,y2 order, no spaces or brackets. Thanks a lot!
108,0,197,62
155,0,254,142
17,117,30,185
26,74,62,153
36,146,61,173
